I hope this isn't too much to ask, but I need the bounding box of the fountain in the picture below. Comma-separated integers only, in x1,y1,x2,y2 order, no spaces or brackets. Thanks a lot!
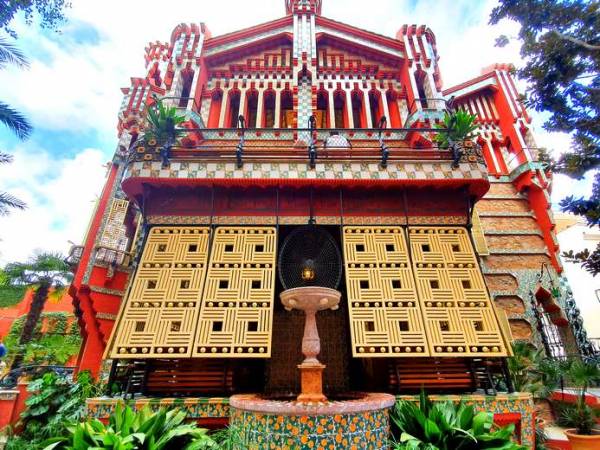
229,226,395,449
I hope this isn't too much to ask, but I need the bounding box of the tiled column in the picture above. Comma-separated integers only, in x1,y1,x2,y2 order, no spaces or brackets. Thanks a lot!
274,88,282,128
255,87,265,128
345,86,354,129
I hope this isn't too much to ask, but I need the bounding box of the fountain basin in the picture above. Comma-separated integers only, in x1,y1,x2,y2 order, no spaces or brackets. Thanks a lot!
229,392,395,449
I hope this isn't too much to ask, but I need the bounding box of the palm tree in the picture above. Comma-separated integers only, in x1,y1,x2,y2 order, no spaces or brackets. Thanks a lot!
145,96,185,167
2,253,73,373
0,152,25,215
0,37,32,215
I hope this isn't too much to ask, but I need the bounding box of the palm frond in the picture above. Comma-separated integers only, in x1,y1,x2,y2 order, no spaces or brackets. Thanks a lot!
0,191,26,215
0,37,29,69
0,152,13,164
0,101,33,140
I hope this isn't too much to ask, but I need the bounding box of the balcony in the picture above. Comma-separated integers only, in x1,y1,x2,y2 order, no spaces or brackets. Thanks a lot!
65,244,84,269
121,96,489,201
93,246,132,269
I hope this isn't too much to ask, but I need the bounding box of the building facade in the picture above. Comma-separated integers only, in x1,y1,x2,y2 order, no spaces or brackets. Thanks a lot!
63,0,593,446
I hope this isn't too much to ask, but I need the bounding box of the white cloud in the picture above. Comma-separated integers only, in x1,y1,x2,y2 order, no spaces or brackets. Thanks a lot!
0,0,592,262
0,146,107,264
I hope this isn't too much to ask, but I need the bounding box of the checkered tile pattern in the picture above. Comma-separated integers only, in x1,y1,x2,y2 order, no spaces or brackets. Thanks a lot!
126,161,487,181
297,76,313,130
200,97,211,125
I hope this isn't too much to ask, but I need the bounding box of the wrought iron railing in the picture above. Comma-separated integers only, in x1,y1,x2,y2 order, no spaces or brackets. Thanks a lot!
0,365,75,388
65,245,84,267
93,246,132,268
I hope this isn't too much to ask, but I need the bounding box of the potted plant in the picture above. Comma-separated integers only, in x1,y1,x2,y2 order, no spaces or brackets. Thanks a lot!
144,97,186,168
434,110,479,168
560,360,600,450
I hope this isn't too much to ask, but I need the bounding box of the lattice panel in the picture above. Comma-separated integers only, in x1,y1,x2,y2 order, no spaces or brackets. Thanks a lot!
99,199,129,250
408,227,508,357
193,227,276,357
109,227,210,358
342,227,429,357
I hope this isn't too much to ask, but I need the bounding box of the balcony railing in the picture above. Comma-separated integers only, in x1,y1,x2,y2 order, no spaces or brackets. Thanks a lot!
65,244,84,268
94,246,132,268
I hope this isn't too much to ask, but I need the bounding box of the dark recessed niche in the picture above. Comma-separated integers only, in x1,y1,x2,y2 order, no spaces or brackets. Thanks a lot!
430,279,439,289
462,280,471,289
356,244,365,252
440,321,450,332
452,244,460,252
386,244,395,252
212,321,223,332
360,280,369,289
188,244,198,252
255,244,264,252
251,280,261,289
158,244,167,252
171,321,181,332
225,244,234,252
135,321,145,332
180,280,190,289
392,279,402,289
219,280,229,289
147,280,157,289
422,244,431,252
399,321,409,332
247,321,259,332
365,321,375,332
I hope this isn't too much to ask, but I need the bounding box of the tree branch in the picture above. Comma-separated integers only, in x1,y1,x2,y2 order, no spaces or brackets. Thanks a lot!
552,30,600,51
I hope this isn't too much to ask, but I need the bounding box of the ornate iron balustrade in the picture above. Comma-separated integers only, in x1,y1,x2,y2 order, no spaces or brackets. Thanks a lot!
93,246,132,268
0,365,75,389
65,245,84,267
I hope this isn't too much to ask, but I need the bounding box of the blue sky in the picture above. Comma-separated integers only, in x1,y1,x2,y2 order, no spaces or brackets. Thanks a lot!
0,0,591,264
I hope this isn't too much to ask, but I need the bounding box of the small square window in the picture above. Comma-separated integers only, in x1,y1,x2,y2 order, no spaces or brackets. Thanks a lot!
255,244,264,252
135,321,145,332
356,244,365,252
474,321,484,332
247,321,259,332
360,280,369,289
399,321,409,332
452,244,460,252
392,280,402,289
385,244,395,252
157,244,167,252
212,321,223,332
430,279,439,289
188,244,198,252
461,280,471,289
219,280,229,289
147,280,157,289
365,321,375,332
225,244,234,252
422,244,431,252
251,280,261,289
180,280,190,289
440,321,450,332
171,321,181,332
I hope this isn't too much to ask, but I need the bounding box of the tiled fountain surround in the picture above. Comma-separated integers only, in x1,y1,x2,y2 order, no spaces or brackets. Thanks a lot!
86,392,534,448
229,393,395,449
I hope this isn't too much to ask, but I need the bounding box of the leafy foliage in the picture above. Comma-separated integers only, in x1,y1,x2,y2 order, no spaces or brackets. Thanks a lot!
0,152,26,216
5,371,100,450
507,342,562,399
144,98,186,146
390,391,526,449
0,283,27,308
434,110,478,148
0,0,71,38
561,360,600,435
3,312,81,365
42,403,218,450
490,0,600,276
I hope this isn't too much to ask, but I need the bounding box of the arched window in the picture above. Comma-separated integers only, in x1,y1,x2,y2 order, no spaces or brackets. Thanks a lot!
280,90,294,128
415,71,429,109
386,90,401,128
316,90,329,128
227,90,241,128
369,90,383,127
178,69,195,108
333,90,346,128
246,90,259,128
263,91,276,128
351,91,365,128
207,90,223,128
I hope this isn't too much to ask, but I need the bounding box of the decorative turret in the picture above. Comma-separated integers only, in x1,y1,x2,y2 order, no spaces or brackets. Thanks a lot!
285,0,322,15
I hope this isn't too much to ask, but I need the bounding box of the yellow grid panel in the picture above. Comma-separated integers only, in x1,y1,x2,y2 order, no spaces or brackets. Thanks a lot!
408,227,508,357
342,226,430,357
109,227,210,358
193,227,276,357
99,199,129,250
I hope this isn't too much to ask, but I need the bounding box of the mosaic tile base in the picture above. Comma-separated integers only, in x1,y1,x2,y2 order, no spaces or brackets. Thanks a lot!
229,407,390,450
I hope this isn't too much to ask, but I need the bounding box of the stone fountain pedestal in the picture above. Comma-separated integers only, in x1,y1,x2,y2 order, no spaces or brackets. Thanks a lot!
228,286,396,449
280,286,340,403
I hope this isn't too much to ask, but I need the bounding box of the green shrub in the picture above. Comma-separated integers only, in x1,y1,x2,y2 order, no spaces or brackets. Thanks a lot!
390,391,527,450
42,403,217,450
